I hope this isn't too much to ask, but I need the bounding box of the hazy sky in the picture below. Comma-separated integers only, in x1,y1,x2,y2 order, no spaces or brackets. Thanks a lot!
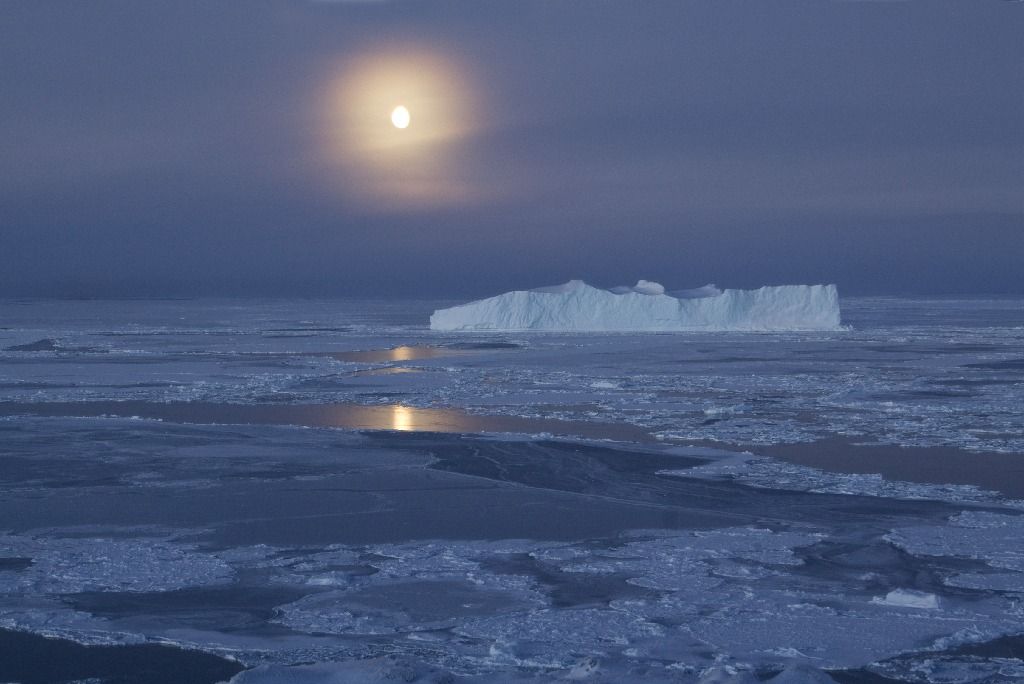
2,1,1022,297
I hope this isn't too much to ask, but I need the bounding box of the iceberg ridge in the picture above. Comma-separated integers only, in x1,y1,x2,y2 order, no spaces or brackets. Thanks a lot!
430,280,841,331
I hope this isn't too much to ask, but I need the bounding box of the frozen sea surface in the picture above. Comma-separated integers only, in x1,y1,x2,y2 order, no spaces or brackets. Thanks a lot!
0,296,1022,682
1,296,1020,452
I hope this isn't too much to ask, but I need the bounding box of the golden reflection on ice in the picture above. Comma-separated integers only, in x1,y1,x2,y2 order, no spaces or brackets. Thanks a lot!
391,404,414,432
326,346,451,363
319,46,483,210
391,345,415,362
2,401,654,442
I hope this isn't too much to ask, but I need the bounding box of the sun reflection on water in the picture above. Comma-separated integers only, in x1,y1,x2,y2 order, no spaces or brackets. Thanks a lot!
326,346,450,363
391,404,414,431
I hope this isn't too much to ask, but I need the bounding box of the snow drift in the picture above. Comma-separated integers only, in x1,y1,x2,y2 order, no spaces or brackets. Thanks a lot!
430,280,841,332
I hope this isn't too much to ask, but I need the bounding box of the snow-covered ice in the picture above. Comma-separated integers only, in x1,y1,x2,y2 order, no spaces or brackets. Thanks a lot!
430,280,841,331
872,589,940,610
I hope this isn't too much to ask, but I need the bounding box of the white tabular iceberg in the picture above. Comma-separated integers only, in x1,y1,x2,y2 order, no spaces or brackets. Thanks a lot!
430,280,841,332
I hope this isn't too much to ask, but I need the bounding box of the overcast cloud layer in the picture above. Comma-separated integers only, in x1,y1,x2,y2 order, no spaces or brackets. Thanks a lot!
1,1,1022,297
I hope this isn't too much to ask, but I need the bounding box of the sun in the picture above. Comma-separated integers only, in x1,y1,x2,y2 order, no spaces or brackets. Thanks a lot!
320,47,484,208
390,105,410,129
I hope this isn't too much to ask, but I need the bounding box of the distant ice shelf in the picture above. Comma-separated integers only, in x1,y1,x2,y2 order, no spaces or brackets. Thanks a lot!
430,280,841,331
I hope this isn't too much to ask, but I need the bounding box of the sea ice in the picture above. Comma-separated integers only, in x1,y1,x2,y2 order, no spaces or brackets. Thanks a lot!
0,534,233,595
696,665,760,684
665,456,1018,508
430,280,841,331
455,607,665,652
872,589,940,610
225,658,457,684
887,512,1024,571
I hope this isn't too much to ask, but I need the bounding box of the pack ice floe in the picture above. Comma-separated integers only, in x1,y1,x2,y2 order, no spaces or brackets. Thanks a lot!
430,280,841,331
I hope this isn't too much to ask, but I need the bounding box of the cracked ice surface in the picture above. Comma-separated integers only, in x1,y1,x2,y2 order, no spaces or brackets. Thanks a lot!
1,297,1023,682
888,512,1024,576
258,526,1024,673
0,510,1023,680
1,297,1022,453
664,456,1024,509
0,534,233,595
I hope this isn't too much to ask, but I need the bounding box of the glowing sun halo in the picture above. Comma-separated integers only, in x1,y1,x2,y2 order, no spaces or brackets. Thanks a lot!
321,48,483,208
390,105,410,129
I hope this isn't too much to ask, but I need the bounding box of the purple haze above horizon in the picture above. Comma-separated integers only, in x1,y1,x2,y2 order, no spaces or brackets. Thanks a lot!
1,1,1022,298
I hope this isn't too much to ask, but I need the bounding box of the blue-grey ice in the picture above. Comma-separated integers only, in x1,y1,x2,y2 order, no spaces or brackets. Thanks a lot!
430,280,841,331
